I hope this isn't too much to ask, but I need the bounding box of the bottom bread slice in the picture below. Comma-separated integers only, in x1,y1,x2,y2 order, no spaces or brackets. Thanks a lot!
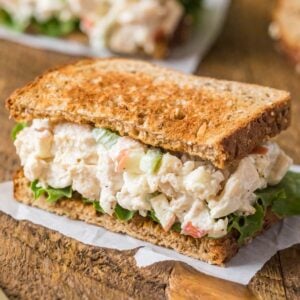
13,170,279,265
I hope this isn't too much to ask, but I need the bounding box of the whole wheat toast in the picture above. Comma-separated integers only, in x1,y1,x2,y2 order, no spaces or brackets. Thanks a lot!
6,58,290,168
13,170,279,266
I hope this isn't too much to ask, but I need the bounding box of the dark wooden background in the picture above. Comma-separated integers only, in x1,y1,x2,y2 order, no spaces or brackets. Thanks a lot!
0,0,299,299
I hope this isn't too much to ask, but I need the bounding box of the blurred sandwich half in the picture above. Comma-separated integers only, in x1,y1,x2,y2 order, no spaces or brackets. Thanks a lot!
269,0,300,72
0,0,201,58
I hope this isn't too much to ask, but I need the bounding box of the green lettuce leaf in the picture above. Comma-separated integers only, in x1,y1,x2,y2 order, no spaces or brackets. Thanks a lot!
93,201,105,213
82,198,95,204
148,209,160,223
32,17,79,37
171,222,182,233
228,171,300,245
31,180,72,203
82,198,104,213
11,122,27,141
177,0,202,17
228,203,264,245
0,9,28,31
114,204,135,221
31,180,46,199
256,171,300,217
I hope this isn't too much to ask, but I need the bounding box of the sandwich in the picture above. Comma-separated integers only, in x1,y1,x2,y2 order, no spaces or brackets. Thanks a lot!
0,0,201,58
269,0,300,72
6,59,300,265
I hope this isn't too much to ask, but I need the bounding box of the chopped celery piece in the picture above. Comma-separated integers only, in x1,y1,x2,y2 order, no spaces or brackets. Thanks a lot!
11,122,27,141
140,149,162,174
123,150,144,173
93,128,119,149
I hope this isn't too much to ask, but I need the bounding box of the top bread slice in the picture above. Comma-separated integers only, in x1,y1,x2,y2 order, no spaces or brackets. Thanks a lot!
6,58,291,168
270,0,300,67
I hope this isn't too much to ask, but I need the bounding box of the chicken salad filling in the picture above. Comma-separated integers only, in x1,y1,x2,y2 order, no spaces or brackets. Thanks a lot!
76,0,183,56
14,119,294,241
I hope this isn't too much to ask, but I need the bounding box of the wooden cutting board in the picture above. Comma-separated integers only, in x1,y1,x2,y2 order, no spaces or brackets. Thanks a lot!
0,212,255,300
0,0,299,299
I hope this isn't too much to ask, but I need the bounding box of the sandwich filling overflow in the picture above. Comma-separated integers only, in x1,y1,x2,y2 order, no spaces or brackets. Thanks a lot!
14,119,292,239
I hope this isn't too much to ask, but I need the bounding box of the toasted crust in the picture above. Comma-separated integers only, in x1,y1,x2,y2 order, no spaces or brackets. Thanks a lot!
13,170,280,265
6,59,290,168
271,0,300,65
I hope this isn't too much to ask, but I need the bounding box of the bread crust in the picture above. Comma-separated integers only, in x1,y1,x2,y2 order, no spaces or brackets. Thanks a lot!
13,170,280,266
6,58,290,168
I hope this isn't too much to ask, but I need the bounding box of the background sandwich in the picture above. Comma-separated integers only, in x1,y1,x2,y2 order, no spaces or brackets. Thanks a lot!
6,58,300,265
0,0,201,58
269,0,300,72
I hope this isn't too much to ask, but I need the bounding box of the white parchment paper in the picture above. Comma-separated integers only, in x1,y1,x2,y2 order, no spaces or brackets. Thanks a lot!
0,0,230,73
0,165,300,285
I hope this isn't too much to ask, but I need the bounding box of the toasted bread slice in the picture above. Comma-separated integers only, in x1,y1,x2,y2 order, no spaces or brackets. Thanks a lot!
13,169,279,265
270,0,300,69
6,59,290,168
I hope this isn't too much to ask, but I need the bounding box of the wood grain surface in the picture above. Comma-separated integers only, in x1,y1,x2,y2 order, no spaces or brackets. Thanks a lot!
0,0,299,299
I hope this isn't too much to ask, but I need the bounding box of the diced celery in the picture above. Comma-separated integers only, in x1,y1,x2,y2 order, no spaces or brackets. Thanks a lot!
93,128,119,149
11,122,27,141
140,149,162,174
123,149,144,173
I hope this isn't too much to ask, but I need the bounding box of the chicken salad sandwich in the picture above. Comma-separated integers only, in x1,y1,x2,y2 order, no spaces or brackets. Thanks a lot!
6,59,300,265
0,0,201,58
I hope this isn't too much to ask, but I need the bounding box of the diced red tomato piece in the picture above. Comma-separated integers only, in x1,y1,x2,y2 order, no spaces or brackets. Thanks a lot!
82,18,94,30
115,149,129,172
251,146,268,155
183,222,207,238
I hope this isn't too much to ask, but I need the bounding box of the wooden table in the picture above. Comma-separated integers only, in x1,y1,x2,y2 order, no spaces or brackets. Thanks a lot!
0,0,299,299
